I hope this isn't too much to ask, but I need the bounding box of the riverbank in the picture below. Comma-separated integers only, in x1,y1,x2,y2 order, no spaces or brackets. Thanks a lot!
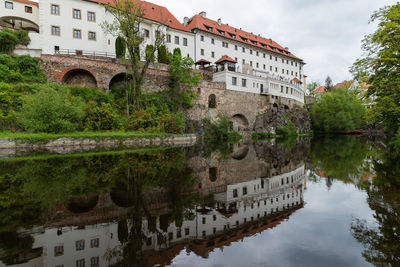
0,131,198,155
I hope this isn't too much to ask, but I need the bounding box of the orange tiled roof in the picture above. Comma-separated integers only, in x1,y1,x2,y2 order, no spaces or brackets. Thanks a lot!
215,55,237,64
312,86,326,94
89,0,189,32
334,80,353,88
359,82,371,89
185,14,302,61
14,0,38,6
292,77,302,83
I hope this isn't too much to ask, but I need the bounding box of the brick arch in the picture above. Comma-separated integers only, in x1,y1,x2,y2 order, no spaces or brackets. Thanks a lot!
63,193,100,214
61,67,98,88
108,71,132,91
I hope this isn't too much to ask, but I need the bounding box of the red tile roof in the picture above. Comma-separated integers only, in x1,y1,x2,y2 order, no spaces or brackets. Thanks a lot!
89,0,189,32
185,14,302,61
195,59,211,65
292,77,302,83
14,0,38,6
312,86,326,94
334,80,353,88
359,82,371,89
215,55,237,64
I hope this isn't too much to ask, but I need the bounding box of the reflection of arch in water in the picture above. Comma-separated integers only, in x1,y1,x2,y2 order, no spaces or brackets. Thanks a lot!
110,190,134,208
231,114,249,132
232,145,249,160
62,69,97,88
109,72,132,90
0,16,39,33
66,194,99,213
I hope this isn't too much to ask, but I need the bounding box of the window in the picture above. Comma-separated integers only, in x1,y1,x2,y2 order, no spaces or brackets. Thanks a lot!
250,61,253,67
209,167,217,181
282,69,284,74
25,6,32,13
76,240,85,250
90,238,99,248
183,38,188,46
263,64,266,70
263,53,266,58
211,51,215,58
235,45,238,50
275,67,278,72
88,11,96,22
256,62,259,68
242,59,245,64
166,34,171,43
275,56,277,61
73,29,81,39
211,38,215,44
5,1,13,9
185,228,190,236
250,49,253,55
241,79,247,87
242,47,245,53
270,55,272,60
256,51,259,56
51,26,60,36
270,66,272,71
88,31,96,41
90,256,99,267
282,58,284,63
235,57,238,62
232,77,237,86
202,217,206,224
233,189,238,198
51,4,59,15
242,186,247,195
73,9,81,19
296,72,298,77
177,229,182,238
200,35,204,41
213,214,217,221
76,259,85,267
143,29,149,38
54,245,64,256
286,87,289,93
174,36,179,45
168,232,173,240
208,94,216,108
200,49,204,56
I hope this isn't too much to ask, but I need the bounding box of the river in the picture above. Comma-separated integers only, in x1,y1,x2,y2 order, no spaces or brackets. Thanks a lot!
0,136,398,267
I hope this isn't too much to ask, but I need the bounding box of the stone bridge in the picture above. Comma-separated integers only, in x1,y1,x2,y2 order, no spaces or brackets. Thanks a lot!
39,55,305,132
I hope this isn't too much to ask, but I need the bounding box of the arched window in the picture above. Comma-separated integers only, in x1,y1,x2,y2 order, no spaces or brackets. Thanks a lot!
208,94,216,108
209,167,217,182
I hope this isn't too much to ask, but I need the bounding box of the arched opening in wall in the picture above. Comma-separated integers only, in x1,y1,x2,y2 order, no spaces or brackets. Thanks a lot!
231,114,250,132
110,190,134,208
273,103,279,111
109,73,132,96
209,167,217,182
62,69,97,88
284,105,290,111
0,16,40,33
232,145,249,160
208,94,216,108
65,194,99,213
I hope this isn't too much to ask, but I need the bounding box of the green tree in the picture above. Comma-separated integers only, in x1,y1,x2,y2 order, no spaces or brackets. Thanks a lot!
310,87,365,133
157,45,168,64
102,0,164,115
325,76,333,92
350,3,400,133
307,81,320,95
145,44,155,62
115,36,126,58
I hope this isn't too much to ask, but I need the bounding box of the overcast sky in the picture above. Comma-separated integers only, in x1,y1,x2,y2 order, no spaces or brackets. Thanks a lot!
149,0,396,84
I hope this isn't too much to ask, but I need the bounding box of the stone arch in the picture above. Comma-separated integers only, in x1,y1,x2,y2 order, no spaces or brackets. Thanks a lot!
284,105,290,111
65,194,99,213
208,94,216,108
0,16,39,33
273,103,279,110
62,68,97,88
232,145,249,160
110,190,134,208
109,72,132,90
231,114,249,132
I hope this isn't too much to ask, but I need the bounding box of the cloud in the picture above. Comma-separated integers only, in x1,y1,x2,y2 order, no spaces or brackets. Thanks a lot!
149,0,397,84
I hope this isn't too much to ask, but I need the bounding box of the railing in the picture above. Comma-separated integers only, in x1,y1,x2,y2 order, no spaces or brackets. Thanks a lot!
55,49,116,58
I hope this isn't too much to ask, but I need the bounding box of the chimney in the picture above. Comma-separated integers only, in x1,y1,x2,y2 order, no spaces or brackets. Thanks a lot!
199,11,207,19
217,18,222,26
183,16,189,26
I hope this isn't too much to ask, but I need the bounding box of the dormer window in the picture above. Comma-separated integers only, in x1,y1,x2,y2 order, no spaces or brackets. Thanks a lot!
204,24,213,31
251,40,257,45
228,32,236,38
260,43,267,48
217,29,225,35
240,36,247,42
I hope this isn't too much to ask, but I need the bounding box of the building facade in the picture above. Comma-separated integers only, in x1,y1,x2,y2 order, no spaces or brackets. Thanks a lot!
0,0,306,104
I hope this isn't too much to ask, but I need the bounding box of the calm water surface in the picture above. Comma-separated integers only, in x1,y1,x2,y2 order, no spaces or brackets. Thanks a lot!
0,137,399,267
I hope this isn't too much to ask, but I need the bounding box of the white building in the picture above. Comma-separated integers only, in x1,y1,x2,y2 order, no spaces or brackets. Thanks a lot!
0,0,305,103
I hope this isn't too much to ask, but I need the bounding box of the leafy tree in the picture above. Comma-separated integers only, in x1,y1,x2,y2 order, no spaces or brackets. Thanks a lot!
115,36,126,58
167,52,200,111
307,81,320,95
0,29,30,54
310,87,365,133
157,45,168,64
350,3,400,133
324,76,333,92
145,44,155,62
173,47,181,56
102,0,164,115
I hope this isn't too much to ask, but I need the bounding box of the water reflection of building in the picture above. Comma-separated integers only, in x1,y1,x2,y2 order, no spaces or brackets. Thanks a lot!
1,141,307,267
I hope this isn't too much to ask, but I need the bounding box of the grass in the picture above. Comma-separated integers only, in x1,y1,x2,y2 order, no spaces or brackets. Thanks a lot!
0,131,171,143
252,132,275,140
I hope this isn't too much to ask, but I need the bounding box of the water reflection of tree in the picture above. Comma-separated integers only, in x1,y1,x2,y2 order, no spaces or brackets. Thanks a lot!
351,151,400,266
309,136,368,183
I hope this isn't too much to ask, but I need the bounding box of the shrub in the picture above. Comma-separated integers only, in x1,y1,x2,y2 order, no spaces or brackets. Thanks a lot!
0,29,30,54
115,36,126,58
203,115,233,140
276,121,297,137
145,44,155,62
18,87,85,133
391,128,400,154
0,54,46,83
157,45,168,64
173,47,181,56
84,101,123,131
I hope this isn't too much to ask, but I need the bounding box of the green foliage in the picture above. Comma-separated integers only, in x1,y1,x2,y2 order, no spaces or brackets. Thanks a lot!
145,44,155,62
157,45,168,64
350,3,400,132
0,54,46,83
276,120,297,137
167,52,200,111
307,81,320,95
391,128,400,154
115,36,126,58
203,115,233,140
173,47,181,56
0,28,30,54
18,87,85,133
84,101,123,131
311,87,365,133
252,132,274,139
